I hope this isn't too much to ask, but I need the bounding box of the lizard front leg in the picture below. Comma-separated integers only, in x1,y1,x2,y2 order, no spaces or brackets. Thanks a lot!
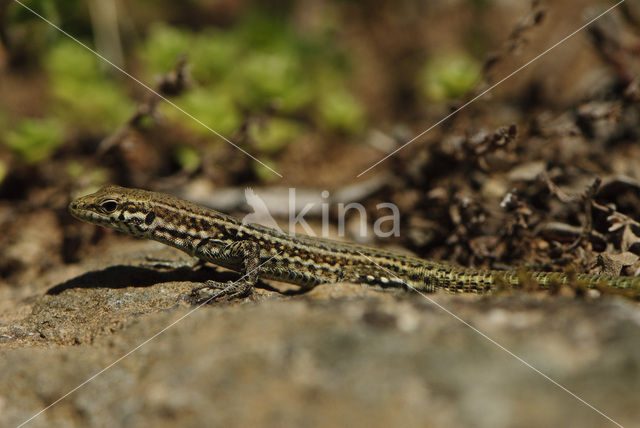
190,240,262,303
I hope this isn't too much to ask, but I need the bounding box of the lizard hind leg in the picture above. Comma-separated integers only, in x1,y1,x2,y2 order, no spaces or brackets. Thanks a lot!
189,240,262,304
190,279,253,303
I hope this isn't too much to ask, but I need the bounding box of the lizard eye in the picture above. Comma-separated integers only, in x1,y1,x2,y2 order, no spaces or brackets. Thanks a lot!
100,200,118,213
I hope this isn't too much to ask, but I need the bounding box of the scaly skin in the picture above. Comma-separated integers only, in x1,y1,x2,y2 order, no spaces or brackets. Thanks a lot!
69,185,640,300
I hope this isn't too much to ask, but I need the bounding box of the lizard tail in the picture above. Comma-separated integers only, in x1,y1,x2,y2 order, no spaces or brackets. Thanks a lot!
422,267,640,298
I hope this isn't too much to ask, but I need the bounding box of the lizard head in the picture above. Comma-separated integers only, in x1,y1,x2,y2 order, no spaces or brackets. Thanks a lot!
69,185,156,237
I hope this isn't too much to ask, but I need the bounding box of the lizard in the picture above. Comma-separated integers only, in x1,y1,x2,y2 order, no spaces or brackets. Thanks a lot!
68,185,640,301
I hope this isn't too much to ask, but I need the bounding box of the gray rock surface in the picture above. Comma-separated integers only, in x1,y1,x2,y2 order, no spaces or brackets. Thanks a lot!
1,241,639,428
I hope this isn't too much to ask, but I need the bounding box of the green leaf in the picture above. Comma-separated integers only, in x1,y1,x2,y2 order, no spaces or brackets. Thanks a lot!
252,158,279,183
316,90,365,134
236,51,310,110
5,119,64,163
418,53,481,101
139,24,193,75
45,41,134,131
45,40,99,81
0,159,7,185
65,161,109,185
166,87,241,137
190,31,241,84
250,118,302,153
50,79,133,131
174,146,201,173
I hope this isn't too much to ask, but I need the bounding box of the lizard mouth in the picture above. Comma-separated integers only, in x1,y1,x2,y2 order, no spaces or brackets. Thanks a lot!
68,199,80,214
68,199,89,219
68,200,106,226
68,199,84,219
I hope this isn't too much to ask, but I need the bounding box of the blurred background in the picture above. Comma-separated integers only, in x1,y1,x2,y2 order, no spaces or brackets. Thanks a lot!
1,0,505,189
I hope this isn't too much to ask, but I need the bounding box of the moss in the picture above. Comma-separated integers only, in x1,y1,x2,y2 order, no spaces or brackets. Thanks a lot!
139,25,194,76
418,53,481,101
317,90,366,135
0,160,6,185
5,119,64,164
174,146,201,173
250,118,303,154
252,158,279,183
45,41,134,132
165,87,241,137
138,17,364,140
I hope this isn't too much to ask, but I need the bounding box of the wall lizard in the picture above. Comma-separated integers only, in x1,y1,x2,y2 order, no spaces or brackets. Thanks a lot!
69,185,640,301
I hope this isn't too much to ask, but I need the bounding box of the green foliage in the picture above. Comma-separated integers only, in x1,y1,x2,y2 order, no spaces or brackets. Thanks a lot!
190,30,242,84
65,161,109,185
166,87,241,137
5,119,64,163
45,41,134,132
235,51,313,112
174,146,201,173
46,39,97,80
317,90,366,134
252,159,279,183
7,6,368,173
10,0,60,23
0,160,6,185
65,161,85,178
8,0,61,55
139,17,365,141
418,53,481,101
138,25,193,75
250,118,303,154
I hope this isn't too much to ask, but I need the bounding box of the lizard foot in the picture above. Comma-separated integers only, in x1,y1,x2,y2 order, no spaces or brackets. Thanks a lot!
188,280,253,304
